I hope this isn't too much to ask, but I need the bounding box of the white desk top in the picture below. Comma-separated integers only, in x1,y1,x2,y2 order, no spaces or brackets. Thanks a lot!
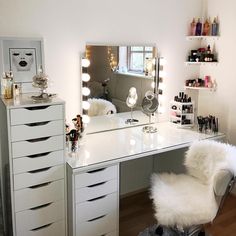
67,122,225,171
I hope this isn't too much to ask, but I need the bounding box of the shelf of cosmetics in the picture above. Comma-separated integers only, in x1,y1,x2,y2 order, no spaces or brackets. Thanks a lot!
185,75,217,90
66,114,84,152
170,93,194,127
187,45,217,63
189,17,219,37
1,71,21,99
197,115,219,133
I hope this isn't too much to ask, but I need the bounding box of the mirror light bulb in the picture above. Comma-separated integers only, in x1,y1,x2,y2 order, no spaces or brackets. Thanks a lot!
82,87,90,96
82,73,90,82
159,58,166,66
159,71,166,78
82,58,90,67
82,101,90,110
82,115,90,124
151,81,155,89
152,70,156,77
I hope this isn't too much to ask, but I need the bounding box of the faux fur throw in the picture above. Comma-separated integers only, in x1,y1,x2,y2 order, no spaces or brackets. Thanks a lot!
88,98,117,116
150,140,236,228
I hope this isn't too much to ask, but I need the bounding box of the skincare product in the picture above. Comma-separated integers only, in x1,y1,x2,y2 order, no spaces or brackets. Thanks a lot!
195,18,202,36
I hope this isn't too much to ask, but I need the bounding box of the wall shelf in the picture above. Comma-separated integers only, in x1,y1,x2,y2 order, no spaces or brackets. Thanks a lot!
185,62,218,66
186,36,220,41
184,86,216,91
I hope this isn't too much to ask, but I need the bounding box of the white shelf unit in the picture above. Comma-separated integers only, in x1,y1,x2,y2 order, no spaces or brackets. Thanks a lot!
184,86,216,91
170,101,194,128
185,62,218,66
0,95,66,236
186,36,220,41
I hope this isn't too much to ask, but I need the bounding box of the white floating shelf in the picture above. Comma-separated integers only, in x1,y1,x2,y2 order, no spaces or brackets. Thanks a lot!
186,36,220,41
184,86,216,91
185,62,218,66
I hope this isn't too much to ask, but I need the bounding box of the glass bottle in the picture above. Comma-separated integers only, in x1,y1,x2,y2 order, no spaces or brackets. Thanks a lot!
195,18,202,36
203,18,210,36
2,72,13,99
190,18,196,36
212,17,219,36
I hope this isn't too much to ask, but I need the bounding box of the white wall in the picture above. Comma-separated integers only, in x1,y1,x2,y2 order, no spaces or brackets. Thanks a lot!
198,0,236,144
0,0,202,123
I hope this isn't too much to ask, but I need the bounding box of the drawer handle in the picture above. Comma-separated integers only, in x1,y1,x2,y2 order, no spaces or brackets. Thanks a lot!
28,167,51,174
88,214,106,222
26,137,50,143
27,152,51,158
25,106,50,110
87,181,107,188
87,168,106,174
31,223,52,231
30,202,52,210
87,195,107,202
25,121,50,127
29,181,52,189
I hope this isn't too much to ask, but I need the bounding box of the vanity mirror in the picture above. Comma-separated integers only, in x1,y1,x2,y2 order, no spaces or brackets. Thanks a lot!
82,44,159,133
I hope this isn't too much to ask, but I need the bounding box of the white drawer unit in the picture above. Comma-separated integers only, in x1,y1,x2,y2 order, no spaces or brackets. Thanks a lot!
67,163,119,236
0,95,66,236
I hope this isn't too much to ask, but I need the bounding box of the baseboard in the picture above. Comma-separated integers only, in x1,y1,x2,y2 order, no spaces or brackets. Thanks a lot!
120,187,149,199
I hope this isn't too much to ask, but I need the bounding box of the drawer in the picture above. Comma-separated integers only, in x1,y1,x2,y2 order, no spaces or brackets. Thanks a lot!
14,179,64,212
14,164,64,190
76,211,117,236
75,165,118,189
12,135,64,158
11,120,64,142
16,200,65,234
13,150,64,174
16,220,65,236
76,192,118,223
10,104,64,125
76,179,118,203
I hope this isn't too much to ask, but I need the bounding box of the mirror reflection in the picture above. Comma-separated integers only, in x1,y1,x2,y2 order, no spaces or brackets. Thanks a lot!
85,45,157,117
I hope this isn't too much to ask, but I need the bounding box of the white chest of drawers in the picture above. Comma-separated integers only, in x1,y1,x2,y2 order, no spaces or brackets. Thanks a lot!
0,94,66,236
67,164,119,236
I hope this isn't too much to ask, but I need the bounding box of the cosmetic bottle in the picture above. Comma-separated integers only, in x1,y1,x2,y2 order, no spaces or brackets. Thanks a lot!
190,18,196,36
203,18,210,36
212,17,219,36
2,72,13,99
195,18,202,36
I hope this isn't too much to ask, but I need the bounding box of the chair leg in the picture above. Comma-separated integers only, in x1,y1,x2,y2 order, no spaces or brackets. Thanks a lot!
155,225,163,235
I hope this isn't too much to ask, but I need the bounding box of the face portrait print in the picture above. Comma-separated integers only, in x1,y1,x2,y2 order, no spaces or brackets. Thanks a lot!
10,48,35,71
9,48,37,83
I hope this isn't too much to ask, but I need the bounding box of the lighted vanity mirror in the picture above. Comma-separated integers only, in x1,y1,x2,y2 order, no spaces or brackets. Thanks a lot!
84,44,158,134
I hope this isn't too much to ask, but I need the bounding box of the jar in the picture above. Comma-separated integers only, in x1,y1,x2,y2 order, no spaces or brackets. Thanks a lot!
2,72,13,99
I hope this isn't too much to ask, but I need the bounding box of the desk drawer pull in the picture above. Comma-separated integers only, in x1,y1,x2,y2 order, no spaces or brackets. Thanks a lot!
26,137,50,143
29,181,52,189
87,168,106,174
88,214,106,222
30,223,52,231
87,181,107,188
25,106,49,111
26,152,51,158
30,202,52,210
25,121,50,127
87,195,107,202
28,167,51,174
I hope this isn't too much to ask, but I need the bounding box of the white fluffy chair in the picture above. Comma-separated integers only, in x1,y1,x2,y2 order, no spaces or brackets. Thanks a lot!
88,98,117,116
150,140,236,236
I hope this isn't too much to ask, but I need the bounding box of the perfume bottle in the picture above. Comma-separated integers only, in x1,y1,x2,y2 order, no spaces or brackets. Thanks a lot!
190,18,196,36
2,71,13,99
195,18,202,36
212,17,219,36
203,18,210,36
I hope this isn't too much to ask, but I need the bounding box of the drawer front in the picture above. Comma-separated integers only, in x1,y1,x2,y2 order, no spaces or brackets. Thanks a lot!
16,200,65,233
75,165,118,189
76,211,117,236
14,179,64,212
76,192,118,223
12,135,64,158
17,220,65,236
10,104,64,125
76,179,118,203
14,164,64,190
13,150,64,174
11,120,64,142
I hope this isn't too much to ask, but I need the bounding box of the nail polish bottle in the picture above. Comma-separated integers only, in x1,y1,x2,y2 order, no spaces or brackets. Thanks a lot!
195,18,202,36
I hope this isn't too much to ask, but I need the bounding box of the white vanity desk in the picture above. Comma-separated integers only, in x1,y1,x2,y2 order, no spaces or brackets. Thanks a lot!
66,119,224,236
